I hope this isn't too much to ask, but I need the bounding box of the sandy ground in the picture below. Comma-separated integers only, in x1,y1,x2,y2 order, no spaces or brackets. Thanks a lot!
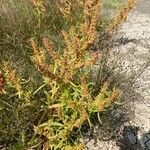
85,0,150,149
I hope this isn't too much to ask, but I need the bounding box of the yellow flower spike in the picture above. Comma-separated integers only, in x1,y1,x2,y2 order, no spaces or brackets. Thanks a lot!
107,0,137,33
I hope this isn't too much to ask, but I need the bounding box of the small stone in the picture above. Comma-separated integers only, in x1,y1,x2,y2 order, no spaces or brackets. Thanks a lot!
145,140,150,149
147,134,150,139
114,112,122,120
122,126,138,145
142,136,149,144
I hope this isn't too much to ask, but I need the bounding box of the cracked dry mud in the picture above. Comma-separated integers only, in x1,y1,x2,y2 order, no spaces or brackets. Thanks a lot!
85,0,150,149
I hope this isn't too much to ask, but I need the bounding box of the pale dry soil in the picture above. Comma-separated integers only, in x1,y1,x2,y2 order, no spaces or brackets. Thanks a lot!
85,0,150,149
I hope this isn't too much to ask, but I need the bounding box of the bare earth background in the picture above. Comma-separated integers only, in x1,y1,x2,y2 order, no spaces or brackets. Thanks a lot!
85,0,150,149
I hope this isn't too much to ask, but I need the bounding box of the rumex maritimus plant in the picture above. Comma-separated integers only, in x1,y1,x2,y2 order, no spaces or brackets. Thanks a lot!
27,1,118,149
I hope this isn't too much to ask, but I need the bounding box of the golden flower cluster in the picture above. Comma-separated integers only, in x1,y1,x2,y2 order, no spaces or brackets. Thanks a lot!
107,0,136,33
0,71,4,94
